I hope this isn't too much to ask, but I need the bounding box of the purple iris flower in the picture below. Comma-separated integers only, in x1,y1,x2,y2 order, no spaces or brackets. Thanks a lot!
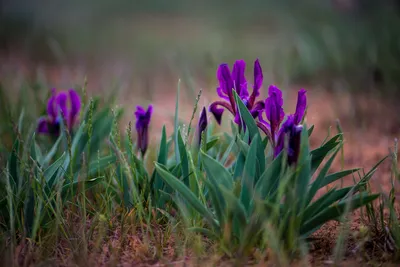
209,59,265,127
274,115,303,165
135,105,153,156
37,88,81,136
257,86,307,164
196,107,208,146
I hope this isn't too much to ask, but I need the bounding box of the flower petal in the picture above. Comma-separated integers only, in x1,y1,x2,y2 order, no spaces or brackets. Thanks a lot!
293,89,307,125
250,100,265,118
268,85,283,106
248,59,263,107
56,91,69,123
253,59,263,92
265,91,285,141
216,87,229,101
209,103,224,125
37,117,49,134
217,63,234,95
217,63,236,112
68,89,81,127
46,88,57,120
232,59,248,98
196,107,208,145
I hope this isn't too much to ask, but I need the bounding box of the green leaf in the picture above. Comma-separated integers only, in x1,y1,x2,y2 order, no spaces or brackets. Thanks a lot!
88,154,117,177
308,125,315,137
240,135,259,211
152,125,168,193
177,129,189,183
221,187,248,229
233,90,259,141
320,168,360,189
62,177,104,200
201,150,233,190
300,193,379,237
233,153,246,181
155,163,218,229
8,138,20,190
254,152,284,200
310,134,341,175
206,137,220,151
44,152,67,187
303,187,352,220
295,126,312,210
220,137,236,166
235,137,250,156
42,135,62,167
308,146,342,204
174,80,181,163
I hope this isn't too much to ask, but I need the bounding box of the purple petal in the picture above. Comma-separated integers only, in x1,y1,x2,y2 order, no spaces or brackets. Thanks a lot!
46,88,57,120
135,105,152,130
56,92,69,123
265,91,285,141
197,107,208,145
253,59,263,91
250,100,265,118
268,85,283,106
209,103,224,125
216,87,229,101
217,63,234,95
135,105,152,156
293,89,307,125
248,59,263,107
274,115,294,157
37,117,49,134
68,89,81,127
232,59,248,98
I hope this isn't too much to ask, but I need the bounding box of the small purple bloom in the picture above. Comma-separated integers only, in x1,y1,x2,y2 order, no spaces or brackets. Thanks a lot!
257,86,307,165
196,107,208,146
209,59,265,127
274,115,303,165
37,88,82,136
264,85,285,142
135,105,153,156
293,89,307,125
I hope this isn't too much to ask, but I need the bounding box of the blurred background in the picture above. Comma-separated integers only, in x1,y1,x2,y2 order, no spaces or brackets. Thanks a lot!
1,0,400,183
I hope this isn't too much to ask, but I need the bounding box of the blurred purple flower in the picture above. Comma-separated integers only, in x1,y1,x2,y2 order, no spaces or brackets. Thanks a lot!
209,59,264,127
37,88,81,136
135,105,153,156
196,107,208,146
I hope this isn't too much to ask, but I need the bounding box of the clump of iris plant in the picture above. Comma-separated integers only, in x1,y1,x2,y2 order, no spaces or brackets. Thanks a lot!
37,88,81,136
209,59,264,128
257,86,307,164
196,107,208,146
134,105,153,157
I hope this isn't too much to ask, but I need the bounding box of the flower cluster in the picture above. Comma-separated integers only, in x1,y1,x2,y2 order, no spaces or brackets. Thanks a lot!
259,86,307,164
38,59,306,164
37,88,81,136
209,59,264,128
209,59,307,164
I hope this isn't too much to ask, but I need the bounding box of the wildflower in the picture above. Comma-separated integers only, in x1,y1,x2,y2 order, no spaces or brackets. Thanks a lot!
209,59,265,127
37,88,81,136
135,105,153,156
196,107,208,146
274,115,303,165
257,86,307,164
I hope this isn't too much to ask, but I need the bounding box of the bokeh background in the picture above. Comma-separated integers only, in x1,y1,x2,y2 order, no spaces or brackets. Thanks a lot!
1,0,400,191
